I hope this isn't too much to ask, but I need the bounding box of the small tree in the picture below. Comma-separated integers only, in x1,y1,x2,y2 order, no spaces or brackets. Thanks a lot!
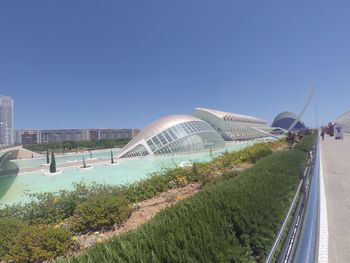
46,150,50,164
82,157,87,168
50,152,56,173
111,150,114,164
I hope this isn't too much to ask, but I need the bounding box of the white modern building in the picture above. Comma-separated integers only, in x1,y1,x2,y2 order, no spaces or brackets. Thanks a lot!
272,111,306,131
193,107,269,141
118,115,225,158
334,111,350,132
0,96,14,147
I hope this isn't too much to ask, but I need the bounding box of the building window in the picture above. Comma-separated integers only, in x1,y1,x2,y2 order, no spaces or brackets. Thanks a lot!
147,139,157,151
152,136,162,148
163,130,173,142
157,133,168,145
167,128,178,140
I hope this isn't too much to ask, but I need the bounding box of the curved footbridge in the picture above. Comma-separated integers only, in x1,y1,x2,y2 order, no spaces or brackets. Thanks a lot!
0,146,41,176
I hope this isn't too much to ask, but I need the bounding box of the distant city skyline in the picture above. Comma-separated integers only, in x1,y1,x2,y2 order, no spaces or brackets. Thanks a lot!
16,128,140,145
1,1,350,129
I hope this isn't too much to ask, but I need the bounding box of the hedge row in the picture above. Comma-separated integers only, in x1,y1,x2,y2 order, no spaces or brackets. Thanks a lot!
0,218,73,263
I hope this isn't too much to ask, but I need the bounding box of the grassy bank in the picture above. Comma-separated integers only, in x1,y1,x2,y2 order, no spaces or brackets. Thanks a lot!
58,135,315,263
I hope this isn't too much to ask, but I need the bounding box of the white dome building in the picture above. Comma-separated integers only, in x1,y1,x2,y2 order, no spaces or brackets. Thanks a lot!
118,115,225,158
272,111,306,131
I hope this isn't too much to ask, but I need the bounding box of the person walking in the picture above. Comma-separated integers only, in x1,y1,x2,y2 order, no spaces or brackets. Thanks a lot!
321,130,325,141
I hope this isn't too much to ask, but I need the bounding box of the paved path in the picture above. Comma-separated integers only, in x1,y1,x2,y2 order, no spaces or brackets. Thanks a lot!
321,133,350,263
18,157,118,174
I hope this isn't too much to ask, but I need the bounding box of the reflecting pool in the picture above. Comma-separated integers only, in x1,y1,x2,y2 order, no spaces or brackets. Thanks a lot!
0,139,273,206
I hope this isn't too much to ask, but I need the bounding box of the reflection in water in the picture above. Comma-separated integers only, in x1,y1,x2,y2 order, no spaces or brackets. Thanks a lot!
0,160,19,200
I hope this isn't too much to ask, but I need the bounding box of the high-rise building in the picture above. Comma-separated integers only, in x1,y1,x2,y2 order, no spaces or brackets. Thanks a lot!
0,96,14,146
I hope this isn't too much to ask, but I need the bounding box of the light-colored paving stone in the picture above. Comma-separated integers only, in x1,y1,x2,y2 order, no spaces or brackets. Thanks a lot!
321,133,350,263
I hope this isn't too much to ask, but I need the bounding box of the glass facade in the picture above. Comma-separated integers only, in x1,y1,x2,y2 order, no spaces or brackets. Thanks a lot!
272,118,305,131
122,144,149,158
272,112,306,131
120,120,225,158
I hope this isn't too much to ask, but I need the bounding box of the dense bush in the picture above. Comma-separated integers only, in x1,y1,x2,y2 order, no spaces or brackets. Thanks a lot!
0,218,72,263
68,194,132,233
0,183,92,225
59,146,310,263
294,132,317,153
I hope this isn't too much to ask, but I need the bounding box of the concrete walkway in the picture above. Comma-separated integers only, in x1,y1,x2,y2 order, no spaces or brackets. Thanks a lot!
321,133,350,262
18,157,117,174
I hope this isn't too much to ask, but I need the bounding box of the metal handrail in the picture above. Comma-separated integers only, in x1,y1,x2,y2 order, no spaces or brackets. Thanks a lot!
265,179,304,263
292,139,320,262
265,139,318,263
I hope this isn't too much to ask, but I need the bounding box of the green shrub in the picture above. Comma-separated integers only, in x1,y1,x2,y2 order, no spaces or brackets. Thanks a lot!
245,143,273,163
0,183,92,225
0,218,72,263
68,194,132,233
294,134,317,152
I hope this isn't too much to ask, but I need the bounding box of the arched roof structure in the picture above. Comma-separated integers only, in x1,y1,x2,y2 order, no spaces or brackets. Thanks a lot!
193,108,268,141
272,111,306,131
118,115,225,158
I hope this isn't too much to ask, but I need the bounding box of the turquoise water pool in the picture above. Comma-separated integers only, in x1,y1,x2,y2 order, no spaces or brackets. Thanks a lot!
0,140,271,206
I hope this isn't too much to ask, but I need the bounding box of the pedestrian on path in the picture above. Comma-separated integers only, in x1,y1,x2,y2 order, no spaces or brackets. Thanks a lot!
321,130,325,141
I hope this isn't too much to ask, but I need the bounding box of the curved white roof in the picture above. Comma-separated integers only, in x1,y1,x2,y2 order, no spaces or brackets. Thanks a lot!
272,111,300,124
194,107,266,123
119,115,206,155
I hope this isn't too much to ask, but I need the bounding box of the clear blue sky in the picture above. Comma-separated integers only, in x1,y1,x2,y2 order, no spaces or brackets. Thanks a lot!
1,1,350,129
